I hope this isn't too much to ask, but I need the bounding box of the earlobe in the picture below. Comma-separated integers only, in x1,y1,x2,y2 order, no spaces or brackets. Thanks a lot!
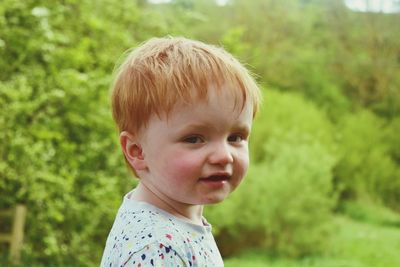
120,131,147,171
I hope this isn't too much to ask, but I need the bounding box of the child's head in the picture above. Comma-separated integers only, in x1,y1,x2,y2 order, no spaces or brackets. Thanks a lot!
112,36,260,136
112,37,260,182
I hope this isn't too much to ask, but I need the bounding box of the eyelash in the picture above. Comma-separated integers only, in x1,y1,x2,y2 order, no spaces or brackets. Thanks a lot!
183,134,247,144
227,134,245,142
183,135,204,144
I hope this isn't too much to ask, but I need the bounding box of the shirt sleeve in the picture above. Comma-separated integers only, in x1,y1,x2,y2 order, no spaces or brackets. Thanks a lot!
124,242,189,267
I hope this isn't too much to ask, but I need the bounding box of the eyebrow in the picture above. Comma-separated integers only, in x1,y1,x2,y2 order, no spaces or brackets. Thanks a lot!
178,123,251,135
177,123,214,133
232,124,251,134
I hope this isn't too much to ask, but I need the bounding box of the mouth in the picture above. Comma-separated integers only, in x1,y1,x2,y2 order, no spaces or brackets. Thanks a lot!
199,174,230,182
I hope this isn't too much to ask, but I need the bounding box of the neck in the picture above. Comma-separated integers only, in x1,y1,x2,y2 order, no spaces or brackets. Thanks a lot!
130,182,204,225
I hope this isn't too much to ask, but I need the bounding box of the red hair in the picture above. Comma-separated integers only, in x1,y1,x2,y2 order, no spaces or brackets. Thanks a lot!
111,36,261,134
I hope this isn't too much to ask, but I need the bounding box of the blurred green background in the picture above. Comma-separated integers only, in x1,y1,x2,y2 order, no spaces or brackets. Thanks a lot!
0,0,399,266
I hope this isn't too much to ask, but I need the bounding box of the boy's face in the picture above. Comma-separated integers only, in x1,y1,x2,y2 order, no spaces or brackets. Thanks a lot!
135,86,253,206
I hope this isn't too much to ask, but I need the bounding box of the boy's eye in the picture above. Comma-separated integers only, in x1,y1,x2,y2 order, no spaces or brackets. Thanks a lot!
227,134,244,142
183,136,204,144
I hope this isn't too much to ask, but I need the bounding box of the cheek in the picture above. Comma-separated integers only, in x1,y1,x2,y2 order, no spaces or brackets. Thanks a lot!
236,150,250,177
163,151,203,181
230,152,249,191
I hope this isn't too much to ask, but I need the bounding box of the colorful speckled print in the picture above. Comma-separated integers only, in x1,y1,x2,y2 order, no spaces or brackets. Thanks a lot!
100,191,224,267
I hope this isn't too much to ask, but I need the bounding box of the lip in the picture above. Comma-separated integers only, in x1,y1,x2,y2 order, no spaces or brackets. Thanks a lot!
199,172,231,183
200,171,232,180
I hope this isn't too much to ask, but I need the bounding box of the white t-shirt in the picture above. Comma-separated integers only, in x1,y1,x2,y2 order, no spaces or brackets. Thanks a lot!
100,191,224,267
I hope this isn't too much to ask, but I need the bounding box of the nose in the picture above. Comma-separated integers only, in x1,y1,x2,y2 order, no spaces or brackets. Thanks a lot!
208,142,233,166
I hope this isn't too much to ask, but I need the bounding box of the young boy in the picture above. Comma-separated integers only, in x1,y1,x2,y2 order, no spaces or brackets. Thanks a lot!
100,37,261,266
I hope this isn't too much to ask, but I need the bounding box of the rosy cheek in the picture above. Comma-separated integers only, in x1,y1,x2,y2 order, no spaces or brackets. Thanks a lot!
237,153,250,177
164,153,201,181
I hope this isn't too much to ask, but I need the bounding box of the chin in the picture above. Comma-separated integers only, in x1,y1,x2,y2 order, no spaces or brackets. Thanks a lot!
201,194,229,205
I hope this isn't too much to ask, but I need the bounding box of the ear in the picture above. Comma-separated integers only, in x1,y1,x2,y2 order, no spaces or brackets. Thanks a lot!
120,131,147,171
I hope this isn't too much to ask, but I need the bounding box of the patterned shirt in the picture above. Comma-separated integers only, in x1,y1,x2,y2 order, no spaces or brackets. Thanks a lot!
100,191,224,267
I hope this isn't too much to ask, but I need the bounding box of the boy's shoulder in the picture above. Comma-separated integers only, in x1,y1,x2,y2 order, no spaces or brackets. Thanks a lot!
101,193,223,266
113,198,195,249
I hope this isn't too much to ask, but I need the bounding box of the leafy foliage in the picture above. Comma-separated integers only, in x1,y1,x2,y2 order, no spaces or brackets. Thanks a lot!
0,0,399,265
334,110,400,209
0,0,138,264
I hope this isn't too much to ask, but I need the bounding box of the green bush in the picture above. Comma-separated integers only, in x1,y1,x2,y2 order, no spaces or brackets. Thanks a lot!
383,117,400,210
334,110,400,209
206,90,337,257
0,1,140,264
340,201,400,227
0,69,135,265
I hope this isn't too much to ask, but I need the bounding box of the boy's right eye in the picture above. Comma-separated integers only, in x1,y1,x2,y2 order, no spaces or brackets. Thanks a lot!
183,136,204,144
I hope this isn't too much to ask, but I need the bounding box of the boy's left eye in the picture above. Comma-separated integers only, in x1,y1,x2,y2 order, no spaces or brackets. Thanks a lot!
227,134,244,142
183,136,204,144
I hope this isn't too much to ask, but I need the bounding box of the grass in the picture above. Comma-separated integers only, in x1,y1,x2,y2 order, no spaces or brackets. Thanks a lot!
340,201,400,227
329,216,400,267
225,213,400,267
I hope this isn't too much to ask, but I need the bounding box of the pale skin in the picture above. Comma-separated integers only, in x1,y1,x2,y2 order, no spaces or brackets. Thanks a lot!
120,87,253,226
